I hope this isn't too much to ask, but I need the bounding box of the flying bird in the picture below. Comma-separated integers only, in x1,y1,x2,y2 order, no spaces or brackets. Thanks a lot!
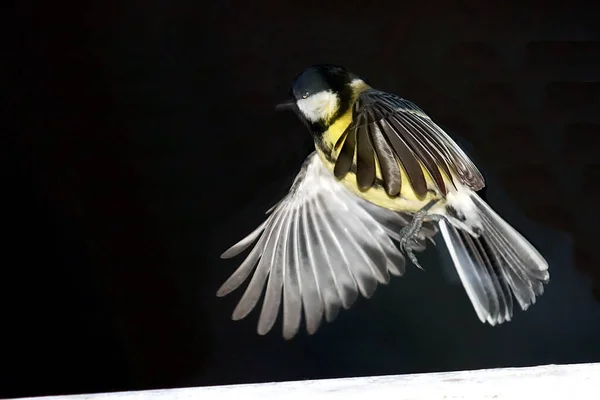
217,64,549,339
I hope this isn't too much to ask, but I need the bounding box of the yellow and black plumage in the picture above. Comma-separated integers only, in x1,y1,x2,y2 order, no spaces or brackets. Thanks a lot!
218,64,550,339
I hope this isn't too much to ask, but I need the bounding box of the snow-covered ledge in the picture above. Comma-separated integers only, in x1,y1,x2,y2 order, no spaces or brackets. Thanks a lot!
13,362,600,400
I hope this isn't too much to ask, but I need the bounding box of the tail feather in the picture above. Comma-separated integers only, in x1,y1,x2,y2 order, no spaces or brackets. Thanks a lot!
439,192,549,325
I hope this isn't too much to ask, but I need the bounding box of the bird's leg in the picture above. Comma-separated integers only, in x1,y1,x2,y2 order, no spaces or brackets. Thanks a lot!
399,200,442,269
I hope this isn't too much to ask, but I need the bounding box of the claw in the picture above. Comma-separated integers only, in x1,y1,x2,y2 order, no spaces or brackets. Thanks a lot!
398,200,441,269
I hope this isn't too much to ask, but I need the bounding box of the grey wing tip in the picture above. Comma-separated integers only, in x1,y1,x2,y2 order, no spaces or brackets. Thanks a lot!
215,286,229,297
220,247,238,259
282,331,297,340
305,321,322,336
257,326,271,336
485,316,502,326
231,308,247,321
216,279,238,297
480,304,515,327
487,311,512,325
231,298,257,321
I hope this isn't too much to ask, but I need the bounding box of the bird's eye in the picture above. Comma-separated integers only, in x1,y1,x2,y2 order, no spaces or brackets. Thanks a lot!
301,91,309,99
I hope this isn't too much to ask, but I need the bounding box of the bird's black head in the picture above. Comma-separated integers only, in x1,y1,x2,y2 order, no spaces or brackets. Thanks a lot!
291,64,355,102
278,64,362,134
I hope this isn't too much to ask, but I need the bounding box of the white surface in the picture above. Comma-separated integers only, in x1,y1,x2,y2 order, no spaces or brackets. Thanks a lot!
14,362,600,400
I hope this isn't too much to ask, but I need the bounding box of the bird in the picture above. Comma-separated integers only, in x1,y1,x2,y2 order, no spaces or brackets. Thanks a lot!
216,64,549,340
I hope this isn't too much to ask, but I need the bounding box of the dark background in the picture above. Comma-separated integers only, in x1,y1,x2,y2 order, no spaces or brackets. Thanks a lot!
6,1,600,398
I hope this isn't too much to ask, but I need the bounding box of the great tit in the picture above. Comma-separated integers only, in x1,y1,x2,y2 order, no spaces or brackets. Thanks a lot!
217,64,549,339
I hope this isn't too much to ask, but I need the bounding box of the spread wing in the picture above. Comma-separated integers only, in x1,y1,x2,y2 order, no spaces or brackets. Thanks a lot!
334,89,485,198
217,152,437,339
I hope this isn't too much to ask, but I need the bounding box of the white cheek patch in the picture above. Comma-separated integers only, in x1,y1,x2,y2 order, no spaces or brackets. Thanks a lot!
296,91,339,122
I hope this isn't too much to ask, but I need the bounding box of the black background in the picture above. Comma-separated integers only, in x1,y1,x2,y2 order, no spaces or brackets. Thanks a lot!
6,1,600,398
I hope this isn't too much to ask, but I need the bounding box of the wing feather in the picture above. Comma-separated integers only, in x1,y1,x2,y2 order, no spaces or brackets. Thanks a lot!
392,113,450,194
334,124,356,179
336,89,485,198
356,121,376,190
378,117,427,197
218,152,437,338
297,202,326,334
282,207,302,339
231,207,287,321
369,122,401,196
312,194,359,309
257,202,292,335
305,198,343,323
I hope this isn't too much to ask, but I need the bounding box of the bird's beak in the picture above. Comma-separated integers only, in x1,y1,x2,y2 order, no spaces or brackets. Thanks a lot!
275,100,295,111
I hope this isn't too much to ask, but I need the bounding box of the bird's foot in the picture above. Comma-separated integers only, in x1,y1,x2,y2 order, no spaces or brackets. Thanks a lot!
399,201,441,269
